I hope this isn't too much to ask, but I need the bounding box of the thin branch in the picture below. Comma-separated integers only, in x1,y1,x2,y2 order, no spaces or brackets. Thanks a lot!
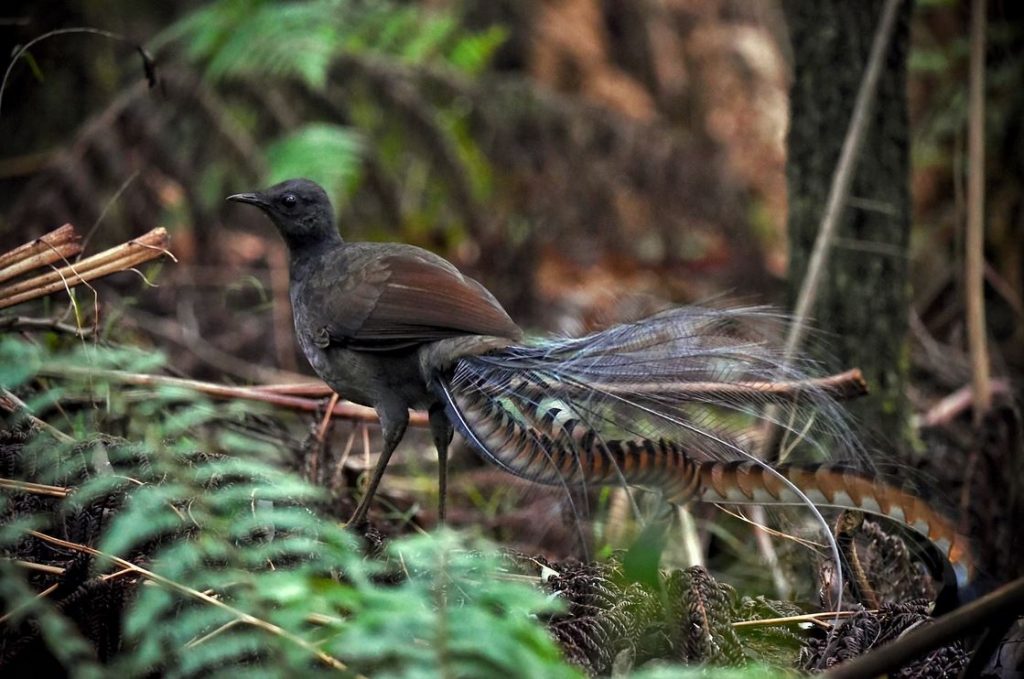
966,0,990,421
0,477,71,498
123,304,299,385
732,609,865,630
752,508,790,600
0,27,155,118
0,387,75,443
80,171,140,255
0,565,138,626
915,378,1009,429
41,366,430,428
0,315,96,337
824,576,1024,679
330,425,359,492
0,582,59,625
10,559,65,575
0,224,82,284
310,393,342,482
25,530,356,674
782,0,904,362
0,228,174,310
253,382,335,397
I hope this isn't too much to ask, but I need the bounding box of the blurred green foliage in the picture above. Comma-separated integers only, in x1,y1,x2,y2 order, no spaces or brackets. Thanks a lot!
152,0,505,215
158,0,505,86
0,335,578,677
266,124,363,202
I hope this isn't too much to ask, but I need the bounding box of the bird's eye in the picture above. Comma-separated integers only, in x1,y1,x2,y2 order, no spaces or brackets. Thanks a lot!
281,194,297,209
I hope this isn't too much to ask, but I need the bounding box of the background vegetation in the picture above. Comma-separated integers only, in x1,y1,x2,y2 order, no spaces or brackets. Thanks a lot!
1,0,1021,675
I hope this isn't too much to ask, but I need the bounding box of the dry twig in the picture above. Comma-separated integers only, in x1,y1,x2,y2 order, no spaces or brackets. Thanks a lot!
24,530,356,674
0,387,75,443
825,576,1024,678
0,478,71,498
781,0,904,362
40,365,431,428
0,224,82,284
0,315,96,337
0,227,175,310
965,0,990,421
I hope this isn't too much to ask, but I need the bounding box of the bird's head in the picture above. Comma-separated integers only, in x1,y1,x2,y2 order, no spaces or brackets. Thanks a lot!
227,178,340,250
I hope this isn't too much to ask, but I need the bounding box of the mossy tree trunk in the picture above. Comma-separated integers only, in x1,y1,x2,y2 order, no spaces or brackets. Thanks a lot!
783,0,914,451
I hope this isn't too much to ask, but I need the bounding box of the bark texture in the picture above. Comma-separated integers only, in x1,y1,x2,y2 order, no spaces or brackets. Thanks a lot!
783,0,914,450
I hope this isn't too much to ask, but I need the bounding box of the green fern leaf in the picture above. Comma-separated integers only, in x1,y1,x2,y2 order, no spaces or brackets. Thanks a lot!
266,123,363,206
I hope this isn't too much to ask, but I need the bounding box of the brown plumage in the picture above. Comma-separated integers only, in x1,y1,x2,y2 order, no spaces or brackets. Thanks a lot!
229,179,971,607
229,178,520,526
449,374,973,590
305,245,521,351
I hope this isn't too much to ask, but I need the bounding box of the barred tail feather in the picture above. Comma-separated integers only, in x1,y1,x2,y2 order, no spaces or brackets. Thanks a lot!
691,461,972,582
432,306,971,594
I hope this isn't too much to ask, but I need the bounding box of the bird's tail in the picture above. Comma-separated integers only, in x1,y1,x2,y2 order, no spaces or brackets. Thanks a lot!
432,306,972,583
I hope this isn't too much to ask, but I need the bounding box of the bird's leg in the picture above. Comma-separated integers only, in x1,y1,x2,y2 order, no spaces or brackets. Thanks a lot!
347,403,408,527
428,404,454,524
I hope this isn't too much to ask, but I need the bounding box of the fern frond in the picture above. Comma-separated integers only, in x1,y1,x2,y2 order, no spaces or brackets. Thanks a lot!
266,123,362,206
2,335,580,677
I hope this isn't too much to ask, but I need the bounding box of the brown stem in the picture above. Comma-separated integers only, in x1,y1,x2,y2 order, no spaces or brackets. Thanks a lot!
835,510,880,609
825,576,1024,679
0,224,82,282
966,0,990,421
252,382,335,397
0,242,84,286
0,478,71,498
569,369,868,402
25,530,355,674
42,366,430,428
0,315,96,337
916,378,1009,429
0,228,173,310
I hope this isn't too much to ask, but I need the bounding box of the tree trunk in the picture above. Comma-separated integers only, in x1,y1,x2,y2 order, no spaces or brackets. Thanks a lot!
783,0,914,451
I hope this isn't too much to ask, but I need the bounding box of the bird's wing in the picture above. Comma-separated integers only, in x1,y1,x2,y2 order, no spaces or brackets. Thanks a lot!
306,245,522,352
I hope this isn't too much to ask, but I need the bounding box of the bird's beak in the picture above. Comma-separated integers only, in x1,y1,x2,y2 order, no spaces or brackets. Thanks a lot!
226,192,268,208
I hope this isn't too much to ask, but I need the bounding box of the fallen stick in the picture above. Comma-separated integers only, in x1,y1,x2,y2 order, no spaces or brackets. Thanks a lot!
41,366,431,428
251,369,868,402
0,227,173,310
557,368,868,402
252,382,334,397
0,387,76,443
0,224,82,284
825,576,1024,679
0,477,71,498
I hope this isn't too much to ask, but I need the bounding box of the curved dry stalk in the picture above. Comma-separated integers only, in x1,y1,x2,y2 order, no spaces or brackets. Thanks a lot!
40,365,431,428
732,609,867,630
26,530,357,675
782,0,904,362
966,0,990,420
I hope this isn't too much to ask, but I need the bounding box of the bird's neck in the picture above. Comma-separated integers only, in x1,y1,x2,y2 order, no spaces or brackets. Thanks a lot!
286,233,344,282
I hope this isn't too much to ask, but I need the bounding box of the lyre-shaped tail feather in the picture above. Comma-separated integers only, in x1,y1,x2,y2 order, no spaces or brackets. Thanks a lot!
690,461,972,580
439,376,972,579
433,306,972,584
